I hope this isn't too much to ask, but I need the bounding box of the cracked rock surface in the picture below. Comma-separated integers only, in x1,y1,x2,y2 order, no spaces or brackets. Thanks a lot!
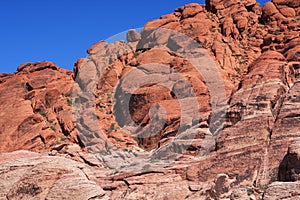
0,0,299,199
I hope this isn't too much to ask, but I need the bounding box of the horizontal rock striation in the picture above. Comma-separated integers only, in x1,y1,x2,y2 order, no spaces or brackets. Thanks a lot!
0,0,299,199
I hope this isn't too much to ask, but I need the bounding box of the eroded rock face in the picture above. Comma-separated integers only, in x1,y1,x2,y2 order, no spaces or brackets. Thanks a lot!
278,140,300,181
263,181,300,200
0,151,107,200
0,62,76,153
0,0,299,199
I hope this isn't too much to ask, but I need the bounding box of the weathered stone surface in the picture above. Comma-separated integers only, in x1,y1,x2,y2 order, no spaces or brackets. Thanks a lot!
126,30,141,42
263,2,279,16
263,181,300,200
181,3,204,18
0,0,299,199
230,187,256,200
278,140,300,181
0,151,107,200
273,0,300,8
0,62,75,153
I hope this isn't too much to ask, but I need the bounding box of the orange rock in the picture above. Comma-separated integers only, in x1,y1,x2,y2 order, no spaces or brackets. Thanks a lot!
0,62,74,153
0,0,299,199
181,3,204,18
273,0,300,8
241,0,256,7
278,6,296,17
263,2,279,16
87,40,107,55
126,29,141,42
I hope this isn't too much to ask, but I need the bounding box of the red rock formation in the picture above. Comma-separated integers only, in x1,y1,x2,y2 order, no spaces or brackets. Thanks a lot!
0,62,76,153
0,0,299,199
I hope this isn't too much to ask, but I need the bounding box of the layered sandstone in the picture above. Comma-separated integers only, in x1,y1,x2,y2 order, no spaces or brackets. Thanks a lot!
0,0,299,199
0,62,76,153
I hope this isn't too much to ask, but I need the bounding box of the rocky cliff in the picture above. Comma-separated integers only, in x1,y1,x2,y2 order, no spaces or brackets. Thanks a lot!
0,0,299,199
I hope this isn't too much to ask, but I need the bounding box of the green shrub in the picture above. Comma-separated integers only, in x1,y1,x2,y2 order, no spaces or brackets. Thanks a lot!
114,137,123,142
65,93,72,97
247,187,254,195
98,150,107,155
123,148,133,153
39,110,47,117
107,93,112,98
133,51,140,58
50,126,56,132
107,123,115,134
67,99,72,106
272,30,280,35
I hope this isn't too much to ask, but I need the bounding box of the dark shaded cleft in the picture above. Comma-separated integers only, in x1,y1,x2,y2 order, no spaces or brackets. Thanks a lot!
25,82,34,91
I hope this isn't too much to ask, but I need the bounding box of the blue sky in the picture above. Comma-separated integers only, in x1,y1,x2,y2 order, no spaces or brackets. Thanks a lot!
0,0,269,73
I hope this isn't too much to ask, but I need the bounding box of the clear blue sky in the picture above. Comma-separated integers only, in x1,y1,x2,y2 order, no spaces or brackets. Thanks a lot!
0,0,269,73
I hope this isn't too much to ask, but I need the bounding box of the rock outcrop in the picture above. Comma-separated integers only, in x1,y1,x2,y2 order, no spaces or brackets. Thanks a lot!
0,62,76,153
263,181,300,200
0,0,299,199
0,150,107,200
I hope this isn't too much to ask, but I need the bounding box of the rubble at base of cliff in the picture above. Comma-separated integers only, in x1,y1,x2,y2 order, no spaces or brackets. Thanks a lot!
0,0,299,199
